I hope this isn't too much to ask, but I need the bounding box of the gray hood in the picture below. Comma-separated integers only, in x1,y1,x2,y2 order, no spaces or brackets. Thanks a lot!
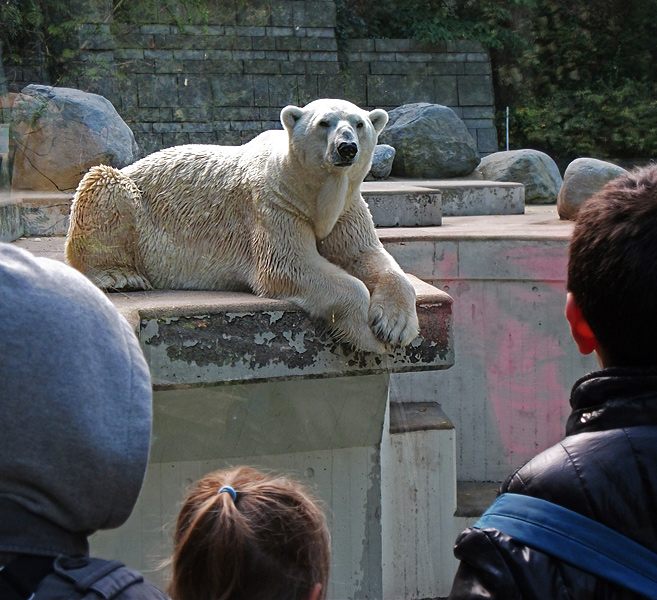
0,243,152,557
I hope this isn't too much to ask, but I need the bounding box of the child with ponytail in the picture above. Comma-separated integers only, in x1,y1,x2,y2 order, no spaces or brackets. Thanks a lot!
167,466,330,600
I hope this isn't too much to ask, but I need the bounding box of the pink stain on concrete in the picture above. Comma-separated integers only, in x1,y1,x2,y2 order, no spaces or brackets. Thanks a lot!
499,245,569,282
484,279,571,468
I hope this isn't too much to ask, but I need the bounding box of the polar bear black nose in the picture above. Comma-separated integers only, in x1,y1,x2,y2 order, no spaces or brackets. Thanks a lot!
338,141,358,160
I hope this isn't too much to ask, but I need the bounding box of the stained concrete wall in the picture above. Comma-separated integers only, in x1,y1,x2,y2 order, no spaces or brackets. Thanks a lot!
105,376,390,599
86,277,454,599
381,213,599,484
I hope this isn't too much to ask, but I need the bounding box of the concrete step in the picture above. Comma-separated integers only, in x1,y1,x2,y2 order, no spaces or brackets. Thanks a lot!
362,181,443,227
20,191,72,236
0,190,72,241
456,480,500,517
0,193,23,242
5,178,526,239
382,401,459,599
362,178,525,226
381,400,503,598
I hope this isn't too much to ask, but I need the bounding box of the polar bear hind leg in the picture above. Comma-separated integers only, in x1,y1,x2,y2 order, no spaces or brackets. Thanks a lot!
66,165,152,291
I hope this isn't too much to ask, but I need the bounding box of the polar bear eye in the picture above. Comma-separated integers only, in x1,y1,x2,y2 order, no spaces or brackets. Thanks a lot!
318,120,330,128
356,121,364,130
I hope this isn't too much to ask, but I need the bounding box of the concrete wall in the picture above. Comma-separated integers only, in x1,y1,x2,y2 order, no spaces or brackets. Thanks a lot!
84,277,454,599
13,214,597,598
104,376,391,599
383,224,599,484
3,0,498,157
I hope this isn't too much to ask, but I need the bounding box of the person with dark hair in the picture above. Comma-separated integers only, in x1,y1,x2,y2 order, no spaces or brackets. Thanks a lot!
448,164,657,599
0,243,169,599
168,466,330,600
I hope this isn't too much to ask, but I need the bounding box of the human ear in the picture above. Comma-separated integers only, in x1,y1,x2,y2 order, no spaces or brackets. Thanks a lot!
565,292,598,355
307,583,322,600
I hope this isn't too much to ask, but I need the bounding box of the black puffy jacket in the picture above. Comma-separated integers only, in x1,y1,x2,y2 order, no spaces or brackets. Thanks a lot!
448,367,657,600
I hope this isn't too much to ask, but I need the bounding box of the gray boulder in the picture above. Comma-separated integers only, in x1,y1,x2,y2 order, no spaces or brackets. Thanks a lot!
557,158,627,220
366,144,396,180
11,84,137,192
379,103,480,179
479,149,562,205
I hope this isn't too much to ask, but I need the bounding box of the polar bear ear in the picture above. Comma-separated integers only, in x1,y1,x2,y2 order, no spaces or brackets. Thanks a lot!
281,105,304,132
369,109,389,134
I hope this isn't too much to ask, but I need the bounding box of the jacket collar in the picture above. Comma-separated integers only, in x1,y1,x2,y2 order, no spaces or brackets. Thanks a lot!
567,367,657,435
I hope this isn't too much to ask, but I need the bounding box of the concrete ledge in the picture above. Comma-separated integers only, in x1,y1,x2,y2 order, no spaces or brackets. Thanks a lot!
362,182,442,227
0,195,22,242
108,275,453,388
362,178,525,224
437,180,524,216
5,179,527,238
382,399,459,598
378,206,572,283
389,400,454,434
19,190,72,236
0,190,72,240
377,205,569,242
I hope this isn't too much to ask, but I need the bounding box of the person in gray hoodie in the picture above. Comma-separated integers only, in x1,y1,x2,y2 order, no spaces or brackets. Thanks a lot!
0,243,169,599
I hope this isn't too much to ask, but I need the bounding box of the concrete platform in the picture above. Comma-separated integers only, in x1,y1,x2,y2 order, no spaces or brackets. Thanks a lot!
11,205,567,260
114,276,453,388
0,190,72,241
2,177,527,240
362,178,525,226
8,233,455,599
8,236,453,386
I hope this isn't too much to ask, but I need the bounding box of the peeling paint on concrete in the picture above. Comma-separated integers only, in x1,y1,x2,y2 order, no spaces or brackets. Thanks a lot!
139,286,453,387
254,331,277,345
145,310,328,370
265,310,284,324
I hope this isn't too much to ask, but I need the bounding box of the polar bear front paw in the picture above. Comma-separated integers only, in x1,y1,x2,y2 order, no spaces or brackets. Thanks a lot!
328,309,388,354
368,285,420,347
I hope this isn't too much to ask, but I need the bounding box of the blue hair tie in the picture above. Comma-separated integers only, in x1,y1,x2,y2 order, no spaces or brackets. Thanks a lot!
218,485,237,501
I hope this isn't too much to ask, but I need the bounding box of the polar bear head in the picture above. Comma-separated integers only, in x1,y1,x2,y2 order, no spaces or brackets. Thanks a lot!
281,99,388,179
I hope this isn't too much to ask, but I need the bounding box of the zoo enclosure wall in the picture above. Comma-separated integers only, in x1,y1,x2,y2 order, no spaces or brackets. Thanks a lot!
2,0,498,158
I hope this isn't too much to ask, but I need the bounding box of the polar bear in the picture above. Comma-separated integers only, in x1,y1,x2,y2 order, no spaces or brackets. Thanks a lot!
66,98,419,353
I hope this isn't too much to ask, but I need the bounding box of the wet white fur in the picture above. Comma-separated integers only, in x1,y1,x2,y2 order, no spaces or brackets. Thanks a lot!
66,99,419,353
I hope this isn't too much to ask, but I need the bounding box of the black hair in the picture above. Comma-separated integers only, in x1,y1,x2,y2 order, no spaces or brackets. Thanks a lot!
567,164,657,366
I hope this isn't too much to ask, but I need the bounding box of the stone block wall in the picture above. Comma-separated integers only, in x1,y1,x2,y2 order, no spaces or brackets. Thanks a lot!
3,0,498,158
338,38,497,156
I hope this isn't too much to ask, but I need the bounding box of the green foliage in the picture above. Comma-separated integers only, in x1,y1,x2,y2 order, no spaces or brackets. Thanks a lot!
495,0,657,158
3,0,656,159
336,0,533,50
507,81,657,160
1,0,97,85
338,0,657,159
0,2,24,44
113,0,209,28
